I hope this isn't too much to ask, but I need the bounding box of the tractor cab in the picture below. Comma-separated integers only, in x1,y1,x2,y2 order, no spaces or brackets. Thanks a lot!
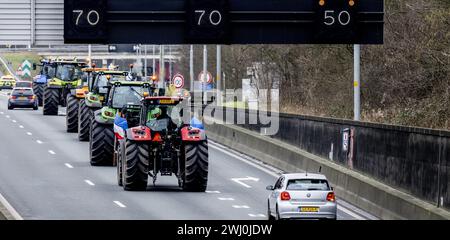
49,58,87,86
140,97,185,135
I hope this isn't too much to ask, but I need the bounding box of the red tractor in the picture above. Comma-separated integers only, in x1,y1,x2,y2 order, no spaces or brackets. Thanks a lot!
115,96,208,192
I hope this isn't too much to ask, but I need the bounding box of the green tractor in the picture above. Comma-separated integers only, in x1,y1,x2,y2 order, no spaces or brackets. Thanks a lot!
89,80,160,166
77,68,121,141
42,59,87,116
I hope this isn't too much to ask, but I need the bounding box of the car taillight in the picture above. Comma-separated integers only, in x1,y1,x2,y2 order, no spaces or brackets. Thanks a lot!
280,191,291,201
11,96,17,99
327,192,336,202
28,96,35,100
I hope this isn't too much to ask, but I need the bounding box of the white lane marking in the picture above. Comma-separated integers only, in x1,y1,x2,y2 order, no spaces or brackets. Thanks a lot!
12,120,16,123
64,163,74,169
218,197,235,201
84,180,95,186
337,205,364,220
0,191,23,220
206,190,221,194
209,141,281,178
26,132,32,136
19,125,24,129
48,150,56,155
231,177,259,188
6,115,10,118
232,205,250,209
0,112,3,114
248,214,266,218
36,140,43,144
113,201,126,208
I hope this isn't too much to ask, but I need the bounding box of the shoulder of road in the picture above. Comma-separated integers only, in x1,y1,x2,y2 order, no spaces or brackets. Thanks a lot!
205,119,450,220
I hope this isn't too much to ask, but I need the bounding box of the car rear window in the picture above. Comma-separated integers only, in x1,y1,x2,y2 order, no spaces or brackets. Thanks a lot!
16,82,32,88
286,179,330,191
13,89,33,95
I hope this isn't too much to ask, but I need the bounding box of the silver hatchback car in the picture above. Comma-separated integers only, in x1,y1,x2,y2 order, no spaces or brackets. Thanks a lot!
266,173,337,220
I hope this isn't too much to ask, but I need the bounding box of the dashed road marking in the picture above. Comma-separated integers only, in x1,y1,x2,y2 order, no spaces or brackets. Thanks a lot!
206,191,221,194
48,150,56,155
0,112,3,114
232,205,250,209
84,180,95,186
64,163,74,169
218,197,235,201
26,132,32,136
12,120,16,123
6,115,10,118
113,201,126,208
248,214,266,218
19,125,24,128
36,140,43,144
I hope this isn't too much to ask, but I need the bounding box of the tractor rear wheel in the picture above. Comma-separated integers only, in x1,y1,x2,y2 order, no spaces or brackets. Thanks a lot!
33,83,44,106
182,141,209,192
78,100,92,141
43,86,59,115
123,140,149,191
89,120,114,166
66,94,78,133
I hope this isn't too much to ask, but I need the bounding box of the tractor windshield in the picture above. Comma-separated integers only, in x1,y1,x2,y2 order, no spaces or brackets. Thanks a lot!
42,65,56,78
95,75,112,94
146,105,183,130
56,64,82,81
98,75,127,86
111,86,143,109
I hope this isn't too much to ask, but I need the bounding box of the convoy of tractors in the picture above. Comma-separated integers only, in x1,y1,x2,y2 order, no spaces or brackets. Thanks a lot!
30,58,209,192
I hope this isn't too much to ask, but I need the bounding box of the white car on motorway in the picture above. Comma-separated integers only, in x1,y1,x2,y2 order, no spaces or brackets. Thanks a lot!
266,173,337,220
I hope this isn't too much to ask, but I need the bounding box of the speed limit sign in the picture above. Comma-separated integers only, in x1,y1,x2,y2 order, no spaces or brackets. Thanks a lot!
172,74,184,88
198,71,213,84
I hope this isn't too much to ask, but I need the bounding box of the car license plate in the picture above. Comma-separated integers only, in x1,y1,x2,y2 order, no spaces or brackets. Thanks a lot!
19,97,27,100
300,207,319,212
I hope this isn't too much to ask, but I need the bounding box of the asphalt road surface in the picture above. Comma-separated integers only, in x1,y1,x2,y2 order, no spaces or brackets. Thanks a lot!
0,90,378,220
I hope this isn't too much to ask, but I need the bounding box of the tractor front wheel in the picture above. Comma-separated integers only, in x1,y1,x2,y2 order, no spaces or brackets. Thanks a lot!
78,100,92,141
33,83,44,106
116,141,125,187
66,94,78,133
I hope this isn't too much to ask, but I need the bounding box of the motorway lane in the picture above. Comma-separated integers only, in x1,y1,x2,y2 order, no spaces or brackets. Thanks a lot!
0,91,377,220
